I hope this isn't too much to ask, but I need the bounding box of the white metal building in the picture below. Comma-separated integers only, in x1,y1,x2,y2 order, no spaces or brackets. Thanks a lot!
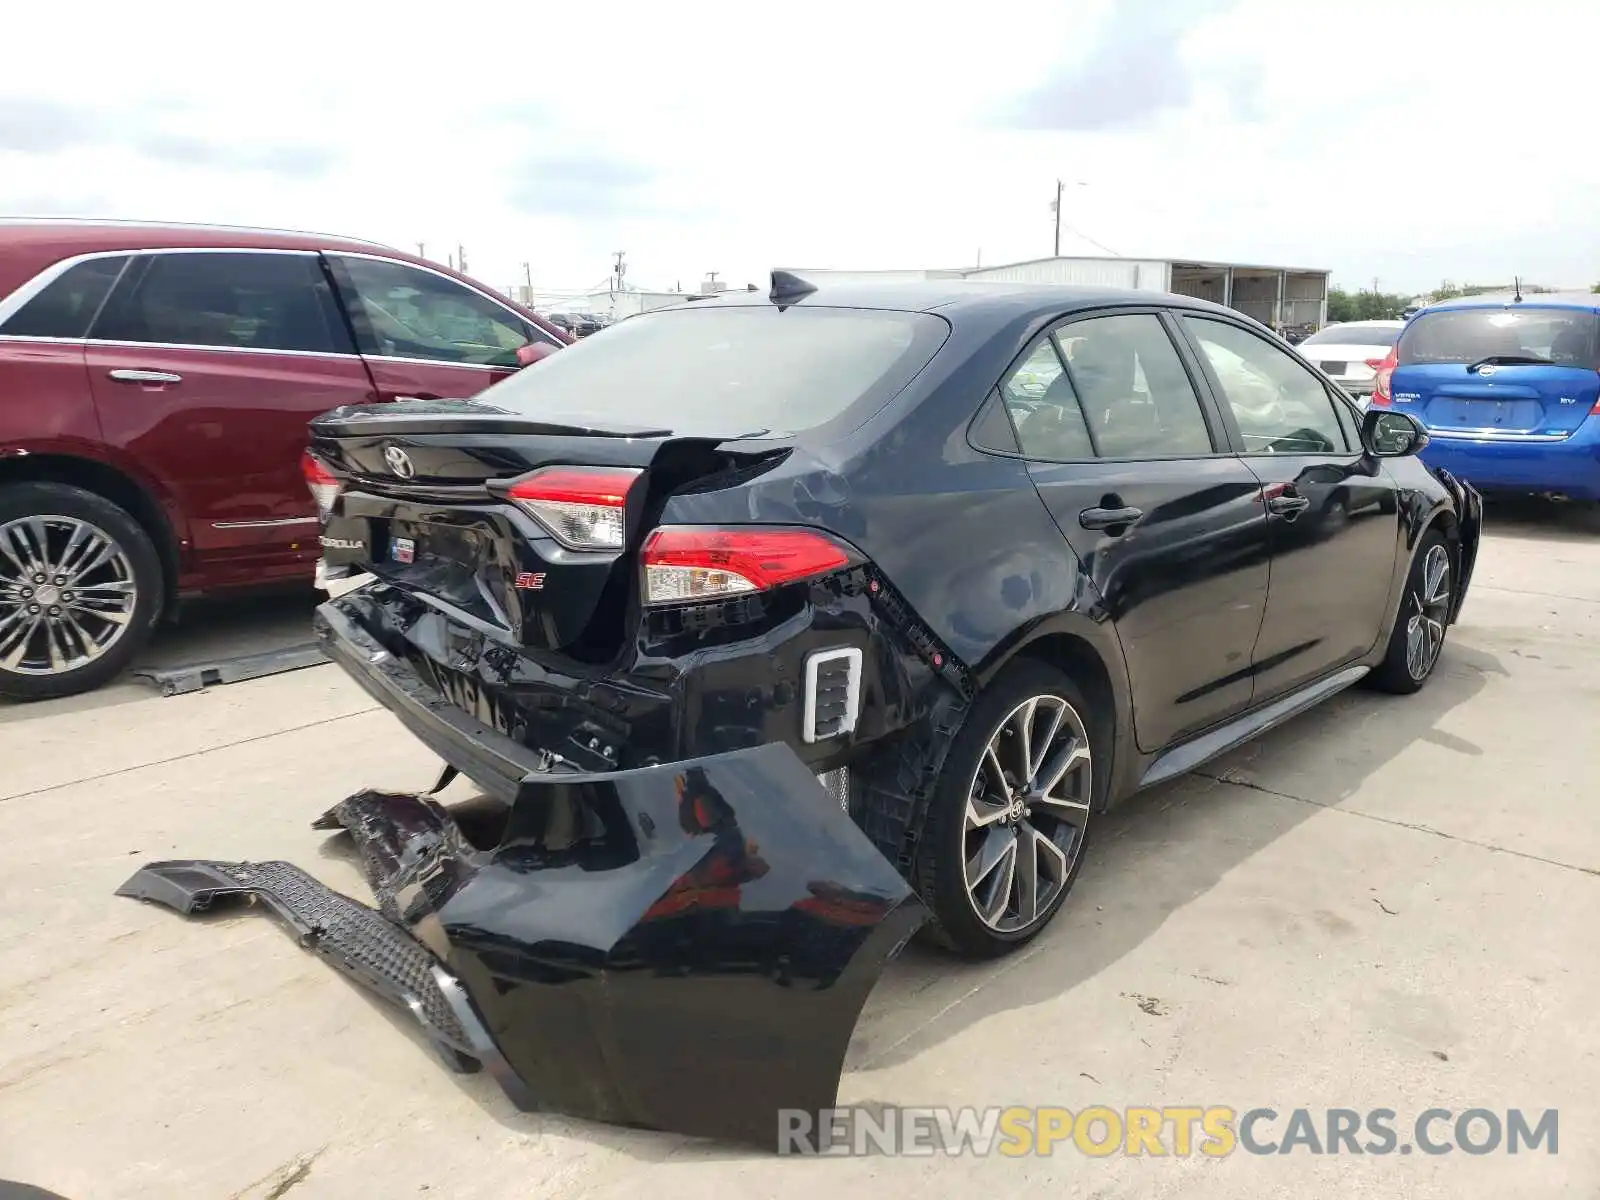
781,256,1332,332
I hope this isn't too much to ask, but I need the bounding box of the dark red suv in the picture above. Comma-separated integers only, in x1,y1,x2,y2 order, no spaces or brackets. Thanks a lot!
0,219,568,700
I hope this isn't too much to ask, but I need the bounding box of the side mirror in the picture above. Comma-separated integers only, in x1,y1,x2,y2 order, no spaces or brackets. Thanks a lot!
1361,408,1429,457
516,341,559,368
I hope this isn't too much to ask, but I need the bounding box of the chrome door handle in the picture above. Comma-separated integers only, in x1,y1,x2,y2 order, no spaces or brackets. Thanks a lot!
108,369,183,385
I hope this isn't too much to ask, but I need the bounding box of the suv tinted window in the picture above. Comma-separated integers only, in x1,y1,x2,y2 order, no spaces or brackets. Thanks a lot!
0,256,129,338
1000,340,1093,459
1183,316,1347,454
475,305,948,436
1398,307,1599,367
93,252,351,354
334,257,542,367
1060,313,1214,457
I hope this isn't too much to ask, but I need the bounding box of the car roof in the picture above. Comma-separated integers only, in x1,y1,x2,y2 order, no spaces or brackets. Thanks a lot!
1420,292,1600,314
0,217,390,257
1323,318,1405,327
679,276,1250,323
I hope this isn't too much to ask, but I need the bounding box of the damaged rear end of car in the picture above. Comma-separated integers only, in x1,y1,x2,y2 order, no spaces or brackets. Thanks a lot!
120,297,965,1146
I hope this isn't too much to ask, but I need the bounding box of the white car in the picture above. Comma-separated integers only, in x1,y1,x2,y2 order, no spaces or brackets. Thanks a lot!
1296,320,1406,404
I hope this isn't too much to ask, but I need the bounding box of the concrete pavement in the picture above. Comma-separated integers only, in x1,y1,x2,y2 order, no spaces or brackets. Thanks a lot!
1,506,1596,1198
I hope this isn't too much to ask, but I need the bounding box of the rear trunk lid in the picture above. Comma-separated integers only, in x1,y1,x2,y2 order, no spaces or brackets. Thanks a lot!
308,400,785,656
1392,305,1600,438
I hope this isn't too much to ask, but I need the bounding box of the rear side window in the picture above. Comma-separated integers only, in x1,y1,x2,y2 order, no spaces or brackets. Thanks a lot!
1398,308,1599,368
1060,313,1215,457
93,252,353,354
475,305,949,437
1000,341,1093,459
0,256,128,338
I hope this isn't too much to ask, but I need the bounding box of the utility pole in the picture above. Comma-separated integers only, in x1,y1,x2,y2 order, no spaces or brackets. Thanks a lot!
1053,180,1063,258
416,241,426,259
457,243,468,274
612,251,626,295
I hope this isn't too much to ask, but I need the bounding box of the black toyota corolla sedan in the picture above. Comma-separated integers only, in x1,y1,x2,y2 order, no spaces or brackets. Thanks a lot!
122,273,1480,1144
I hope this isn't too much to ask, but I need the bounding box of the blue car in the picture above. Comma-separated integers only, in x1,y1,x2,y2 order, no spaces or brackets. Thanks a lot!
1376,293,1600,500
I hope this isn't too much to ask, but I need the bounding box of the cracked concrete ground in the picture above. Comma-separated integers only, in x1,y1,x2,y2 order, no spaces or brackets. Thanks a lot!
1,500,1596,1198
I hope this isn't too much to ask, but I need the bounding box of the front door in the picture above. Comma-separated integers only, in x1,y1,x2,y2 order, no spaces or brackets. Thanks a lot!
1004,311,1272,753
84,250,376,569
324,254,557,403
1177,315,1402,700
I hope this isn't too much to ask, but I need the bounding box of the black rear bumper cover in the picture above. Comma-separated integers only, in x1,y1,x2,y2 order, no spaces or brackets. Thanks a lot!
120,606,926,1146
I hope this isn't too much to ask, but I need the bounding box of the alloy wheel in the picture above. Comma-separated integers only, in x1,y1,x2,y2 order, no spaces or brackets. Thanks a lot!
1404,543,1451,681
963,693,1092,933
0,515,139,676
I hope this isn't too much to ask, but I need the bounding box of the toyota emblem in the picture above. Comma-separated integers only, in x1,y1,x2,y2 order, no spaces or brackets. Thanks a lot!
383,445,416,479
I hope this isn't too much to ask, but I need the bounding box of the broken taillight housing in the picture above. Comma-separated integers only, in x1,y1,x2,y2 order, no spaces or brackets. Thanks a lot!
302,450,342,520
641,526,855,605
507,466,642,551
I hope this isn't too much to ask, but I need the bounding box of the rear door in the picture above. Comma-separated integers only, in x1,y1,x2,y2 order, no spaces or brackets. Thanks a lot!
0,253,129,452
1005,309,1272,753
1177,314,1400,700
1393,305,1600,438
85,249,375,563
325,254,559,403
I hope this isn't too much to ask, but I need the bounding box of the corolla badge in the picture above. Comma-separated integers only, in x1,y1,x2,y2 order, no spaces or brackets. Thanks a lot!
1477,364,1497,377
383,445,416,479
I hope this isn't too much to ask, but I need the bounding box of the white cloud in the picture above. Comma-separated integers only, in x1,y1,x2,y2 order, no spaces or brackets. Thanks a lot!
2,0,1597,295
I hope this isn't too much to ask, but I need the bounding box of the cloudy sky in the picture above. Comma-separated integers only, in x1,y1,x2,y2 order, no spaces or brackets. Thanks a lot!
4,0,1596,298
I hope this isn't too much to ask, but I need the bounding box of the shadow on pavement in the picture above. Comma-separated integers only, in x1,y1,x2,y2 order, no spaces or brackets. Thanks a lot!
0,586,323,724
845,639,1500,1077
1479,494,1600,544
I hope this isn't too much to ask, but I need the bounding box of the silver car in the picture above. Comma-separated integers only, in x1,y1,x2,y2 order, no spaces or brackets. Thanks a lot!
1296,320,1405,404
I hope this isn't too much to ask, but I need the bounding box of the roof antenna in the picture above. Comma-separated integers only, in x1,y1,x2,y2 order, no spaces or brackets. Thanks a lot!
1514,275,1524,303
769,270,817,302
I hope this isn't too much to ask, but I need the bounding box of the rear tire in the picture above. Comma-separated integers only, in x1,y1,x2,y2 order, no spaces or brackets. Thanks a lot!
0,483,163,701
1367,528,1453,695
913,659,1097,959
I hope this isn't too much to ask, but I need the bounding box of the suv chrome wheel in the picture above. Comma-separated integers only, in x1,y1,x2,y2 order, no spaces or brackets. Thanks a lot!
0,515,139,675
1405,543,1451,681
963,693,1092,933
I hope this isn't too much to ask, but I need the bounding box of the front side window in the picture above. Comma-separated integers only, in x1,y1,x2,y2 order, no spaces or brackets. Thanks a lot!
334,257,540,367
0,255,129,338
1183,316,1347,454
93,252,351,354
1059,313,1214,457
1000,340,1093,459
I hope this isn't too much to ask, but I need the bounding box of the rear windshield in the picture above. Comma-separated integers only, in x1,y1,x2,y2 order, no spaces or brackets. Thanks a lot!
1398,307,1599,367
475,304,949,436
1300,323,1401,348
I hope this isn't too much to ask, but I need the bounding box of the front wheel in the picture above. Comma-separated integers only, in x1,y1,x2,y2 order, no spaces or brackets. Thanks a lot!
1367,529,1453,695
0,483,164,701
913,659,1097,958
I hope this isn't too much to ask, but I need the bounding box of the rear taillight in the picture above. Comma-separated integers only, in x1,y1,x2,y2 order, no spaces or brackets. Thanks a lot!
507,466,642,551
302,451,341,520
641,527,854,605
1371,348,1397,408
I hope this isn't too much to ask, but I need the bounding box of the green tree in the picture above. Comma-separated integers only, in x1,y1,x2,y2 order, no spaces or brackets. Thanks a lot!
1328,287,1410,321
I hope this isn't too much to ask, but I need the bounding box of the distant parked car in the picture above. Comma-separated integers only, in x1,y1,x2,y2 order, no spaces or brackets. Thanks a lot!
0,218,569,699
1298,320,1406,404
1373,292,1600,500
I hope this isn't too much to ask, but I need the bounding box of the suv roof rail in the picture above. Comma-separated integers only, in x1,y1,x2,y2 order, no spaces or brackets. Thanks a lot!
0,216,394,250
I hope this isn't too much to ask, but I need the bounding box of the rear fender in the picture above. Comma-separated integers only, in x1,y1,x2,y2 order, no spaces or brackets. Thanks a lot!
118,741,925,1147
